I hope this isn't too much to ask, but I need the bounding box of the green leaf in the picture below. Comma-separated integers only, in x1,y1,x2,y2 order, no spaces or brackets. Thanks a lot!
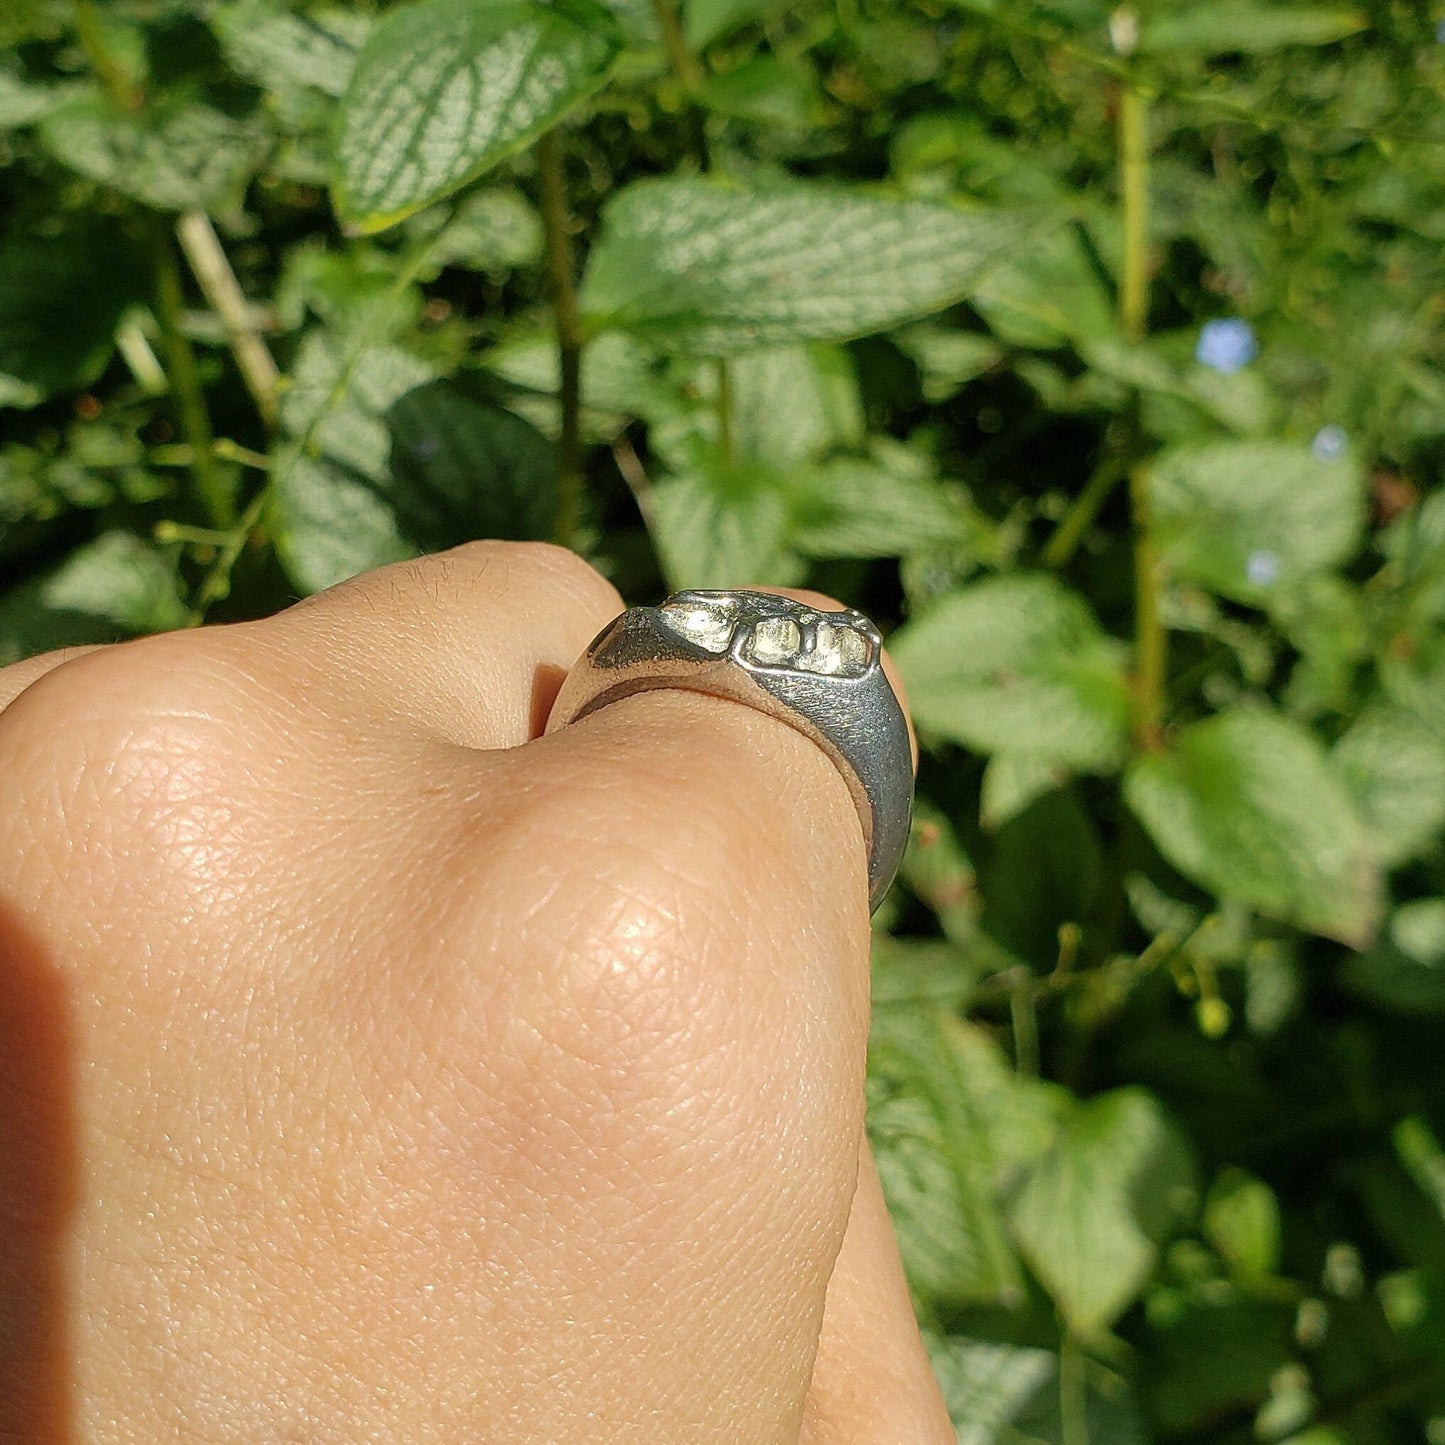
647,465,803,592
211,0,371,98
924,1334,1055,1443
38,95,269,213
1333,704,1445,867
272,332,437,592
1203,1168,1281,1281
0,532,188,664
980,752,1065,831
891,323,1002,403
970,224,1114,349
1124,707,1381,945
697,53,819,129
890,574,1130,770
1149,440,1367,604
683,0,786,50
790,454,978,561
0,226,145,408
333,0,621,233
1140,5,1367,55
1343,900,1445,1016
580,179,1038,355
386,380,558,548
870,1012,1057,1308
0,66,80,131
417,186,544,275
1009,1088,1196,1337
723,344,863,469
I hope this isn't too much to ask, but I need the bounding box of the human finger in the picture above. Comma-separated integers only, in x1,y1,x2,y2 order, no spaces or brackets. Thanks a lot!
0,644,106,713
266,539,623,750
444,591,900,1434
802,1140,955,1444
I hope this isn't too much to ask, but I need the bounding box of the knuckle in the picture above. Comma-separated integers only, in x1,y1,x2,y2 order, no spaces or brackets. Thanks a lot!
489,540,622,616
0,631,263,854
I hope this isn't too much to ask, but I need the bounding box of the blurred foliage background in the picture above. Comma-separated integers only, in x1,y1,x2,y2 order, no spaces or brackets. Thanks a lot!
4,0,1445,1438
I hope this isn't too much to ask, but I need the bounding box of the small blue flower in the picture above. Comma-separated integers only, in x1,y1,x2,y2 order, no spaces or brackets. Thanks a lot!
1437,16,1445,42
1312,424,1348,461
1195,318,1258,374
1246,549,1281,588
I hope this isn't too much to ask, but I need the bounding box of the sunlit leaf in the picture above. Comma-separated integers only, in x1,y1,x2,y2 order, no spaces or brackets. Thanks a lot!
580,179,1039,354
1149,440,1367,604
39,95,269,212
890,574,1130,770
334,0,621,232
0,532,187,664
1140,5,1367,55
1125,707,1380,945
1010,1088,1196,1337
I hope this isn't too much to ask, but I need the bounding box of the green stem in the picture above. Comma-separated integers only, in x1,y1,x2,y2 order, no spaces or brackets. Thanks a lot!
714,358,734,468
650,0,703,92
187,483,271,625
537,128,585,549
1059,1330,1090,1445
74,0,141,110
1118,86,1150,346
651,0,709,168
152,223,233,530
1043,450,1126,569
1118,82,1165,750
1009,970,1040,1078
1129,460,1165,749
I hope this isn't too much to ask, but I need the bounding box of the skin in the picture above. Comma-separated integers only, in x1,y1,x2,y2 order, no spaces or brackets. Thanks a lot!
0,541,953,1443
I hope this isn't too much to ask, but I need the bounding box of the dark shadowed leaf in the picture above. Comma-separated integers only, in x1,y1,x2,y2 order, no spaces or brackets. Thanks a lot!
387,380,557,548
0,226,145,408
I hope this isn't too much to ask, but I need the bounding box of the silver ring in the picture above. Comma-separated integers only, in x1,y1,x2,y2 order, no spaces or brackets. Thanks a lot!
544,589,914,913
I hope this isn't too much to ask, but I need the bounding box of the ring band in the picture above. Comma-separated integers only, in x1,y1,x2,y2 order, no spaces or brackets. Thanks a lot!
544,589,914,913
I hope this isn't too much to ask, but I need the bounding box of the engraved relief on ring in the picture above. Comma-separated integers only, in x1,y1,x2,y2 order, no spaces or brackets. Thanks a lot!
657,590,878,679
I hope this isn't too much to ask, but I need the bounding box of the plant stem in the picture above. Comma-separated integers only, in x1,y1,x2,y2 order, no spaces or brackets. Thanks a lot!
1117,81,1165,750
152,222,234,530
650,0,703,92
1043,450,1126,569
714,358,734,467
1059,1329,1090,1445
1118,86,1149,347
1009,970,1040,1078
175,210,280,430
651,0,708,168
186,482,272,625
74,0,141,110
1129,460,1165,749
537,127,585,549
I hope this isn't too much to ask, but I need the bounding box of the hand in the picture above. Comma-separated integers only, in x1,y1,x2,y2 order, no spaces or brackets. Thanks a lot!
0,543,951,1443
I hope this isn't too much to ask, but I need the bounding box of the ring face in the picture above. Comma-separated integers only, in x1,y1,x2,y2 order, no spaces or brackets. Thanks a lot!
546,589,913,914
657,590,880,678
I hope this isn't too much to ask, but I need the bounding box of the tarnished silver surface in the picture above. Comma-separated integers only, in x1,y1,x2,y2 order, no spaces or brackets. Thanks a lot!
545,590,914,912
